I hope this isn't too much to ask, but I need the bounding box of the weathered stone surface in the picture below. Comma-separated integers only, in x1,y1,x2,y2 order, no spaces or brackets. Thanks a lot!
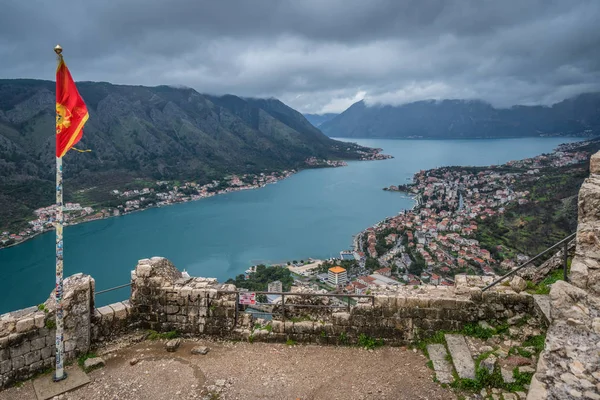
191,346,209,355
510,276,527,293
501,367,515,383
481,354,497,374
165,338,181,352
83,357,105,370
445,334,475,380
591,152,600,175
15,318,34,333
534,163,600,400
426,344,453,384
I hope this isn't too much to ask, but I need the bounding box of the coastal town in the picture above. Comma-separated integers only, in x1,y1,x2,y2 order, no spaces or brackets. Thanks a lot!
0,149,391,249
244,142,591,299
0,170,294,248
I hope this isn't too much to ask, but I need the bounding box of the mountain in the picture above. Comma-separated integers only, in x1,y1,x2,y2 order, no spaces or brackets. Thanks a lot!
0,79,370,229
303,113,338,128
320,93,600,139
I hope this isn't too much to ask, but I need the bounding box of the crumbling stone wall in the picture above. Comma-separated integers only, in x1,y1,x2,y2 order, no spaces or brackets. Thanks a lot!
129,257,237,335
0,258,540,389
0,273,93,389
91,300,134,343
529,151,600,400
238,275,534,345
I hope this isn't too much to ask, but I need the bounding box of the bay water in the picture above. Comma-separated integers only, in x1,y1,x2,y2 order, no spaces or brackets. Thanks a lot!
0,137,579,312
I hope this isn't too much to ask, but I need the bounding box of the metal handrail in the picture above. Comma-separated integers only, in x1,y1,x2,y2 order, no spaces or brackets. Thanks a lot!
481,232,575,292
95,282,132,295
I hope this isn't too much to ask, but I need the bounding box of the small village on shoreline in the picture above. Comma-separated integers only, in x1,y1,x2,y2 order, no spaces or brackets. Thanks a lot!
0,151,390,249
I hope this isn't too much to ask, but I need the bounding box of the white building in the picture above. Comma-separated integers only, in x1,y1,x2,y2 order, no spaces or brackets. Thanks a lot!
328,266,347,287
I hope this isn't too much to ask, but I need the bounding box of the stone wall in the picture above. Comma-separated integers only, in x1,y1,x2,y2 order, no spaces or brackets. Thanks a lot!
0,273,93,389
127,258,534,345
529,151,600,400
0,258,541,389
234,275,535,344
129,257,238,335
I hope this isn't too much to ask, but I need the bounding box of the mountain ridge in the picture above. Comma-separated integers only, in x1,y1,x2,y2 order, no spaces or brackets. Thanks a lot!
0,79,371,229
303,113,338,128
320,93,600,138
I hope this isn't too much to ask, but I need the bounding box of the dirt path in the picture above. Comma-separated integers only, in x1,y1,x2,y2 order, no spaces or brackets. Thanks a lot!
0,339,455,400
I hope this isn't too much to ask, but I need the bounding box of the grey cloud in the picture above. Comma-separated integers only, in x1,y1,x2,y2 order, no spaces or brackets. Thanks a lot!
0,0,599,113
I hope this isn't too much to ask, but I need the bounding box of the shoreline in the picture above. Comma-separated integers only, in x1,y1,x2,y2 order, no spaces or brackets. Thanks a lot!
0,170,298,251
0,149,392,251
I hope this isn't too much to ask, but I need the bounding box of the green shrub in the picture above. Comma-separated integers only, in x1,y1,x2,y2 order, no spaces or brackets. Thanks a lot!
357,333,384,350
147,330,179,340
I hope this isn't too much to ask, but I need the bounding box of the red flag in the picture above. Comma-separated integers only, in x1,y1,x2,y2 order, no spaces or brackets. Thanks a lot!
56,58,89,158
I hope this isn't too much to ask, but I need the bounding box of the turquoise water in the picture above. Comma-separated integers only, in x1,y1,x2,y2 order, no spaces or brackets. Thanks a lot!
0,137,580,312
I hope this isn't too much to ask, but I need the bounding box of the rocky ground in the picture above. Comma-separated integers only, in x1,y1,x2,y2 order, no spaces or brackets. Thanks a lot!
423,309,548,400
0,337,454,400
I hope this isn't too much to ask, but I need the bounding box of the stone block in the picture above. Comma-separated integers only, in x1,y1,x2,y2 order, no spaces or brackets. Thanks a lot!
395,296,407,307
15,318,34,334
332,312,351,326
29,360,43,373
30,338,45,351
24,350,40,365
83,357,105,370
96,306,114,322
9,341,30,358
64,339,76,353
590,152,600,174
271,320,284,334
405,297,430,308
429,297,458,309
165,339,181,352
0,336,8,349
109,302,128,320
284,321,294,333
11,356,24,370
374,295,392,308
0,359,10,374
510,276,527,293
41,346,53,359
136,264,152,277
33,314,45,329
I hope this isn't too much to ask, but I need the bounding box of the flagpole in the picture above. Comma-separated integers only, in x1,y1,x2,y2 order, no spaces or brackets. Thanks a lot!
53,44,67,382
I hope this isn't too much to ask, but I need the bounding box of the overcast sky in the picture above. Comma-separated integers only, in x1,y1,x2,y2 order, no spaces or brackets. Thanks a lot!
1,0,599,114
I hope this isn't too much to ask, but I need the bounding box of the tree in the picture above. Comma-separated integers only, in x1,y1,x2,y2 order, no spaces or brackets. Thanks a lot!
365,257,381,271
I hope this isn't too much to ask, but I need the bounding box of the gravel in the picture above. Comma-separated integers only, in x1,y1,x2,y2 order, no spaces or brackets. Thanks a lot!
0,339,455,400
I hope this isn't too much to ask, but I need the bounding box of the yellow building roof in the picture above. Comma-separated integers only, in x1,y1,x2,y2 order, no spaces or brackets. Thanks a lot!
329,266,346,274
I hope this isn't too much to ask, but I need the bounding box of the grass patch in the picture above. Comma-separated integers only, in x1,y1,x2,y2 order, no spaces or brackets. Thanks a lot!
522,334,546,353
285,339,297,346
357,333,384,350
416,330,447,353
526,268,566,295
462,323,495,339
147,330,179,340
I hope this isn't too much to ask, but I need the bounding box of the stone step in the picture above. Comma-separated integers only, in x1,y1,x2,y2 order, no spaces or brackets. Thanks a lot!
533,294,552,326
426,343,454,384
445,334,476,380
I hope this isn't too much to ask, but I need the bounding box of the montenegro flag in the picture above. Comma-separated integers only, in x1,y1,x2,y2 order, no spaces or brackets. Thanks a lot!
56,58,89,158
